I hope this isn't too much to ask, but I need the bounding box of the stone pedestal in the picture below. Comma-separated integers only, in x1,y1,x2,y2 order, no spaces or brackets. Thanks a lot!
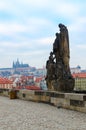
51,77,75,92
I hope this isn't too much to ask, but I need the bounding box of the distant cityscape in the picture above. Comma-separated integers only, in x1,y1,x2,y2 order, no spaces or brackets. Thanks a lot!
0,59,86,78
0,59,86,91
0,59,47,90
0,59,46,77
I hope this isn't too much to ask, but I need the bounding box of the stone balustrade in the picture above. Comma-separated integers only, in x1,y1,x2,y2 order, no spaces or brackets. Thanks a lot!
0,88,86,113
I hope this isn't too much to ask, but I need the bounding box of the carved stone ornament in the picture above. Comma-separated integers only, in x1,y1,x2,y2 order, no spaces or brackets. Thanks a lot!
45,23,75,92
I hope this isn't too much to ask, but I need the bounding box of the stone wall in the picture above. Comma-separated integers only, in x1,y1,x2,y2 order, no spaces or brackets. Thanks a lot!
0,89,86,113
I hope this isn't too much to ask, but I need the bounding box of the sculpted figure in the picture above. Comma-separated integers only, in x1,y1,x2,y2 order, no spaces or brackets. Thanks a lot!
46,23,75,92
46,52,55,80
46,52,56,90
58,23,70,75
53,33,60,62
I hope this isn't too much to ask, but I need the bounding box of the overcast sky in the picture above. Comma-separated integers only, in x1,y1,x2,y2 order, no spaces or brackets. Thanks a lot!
0,0,86,69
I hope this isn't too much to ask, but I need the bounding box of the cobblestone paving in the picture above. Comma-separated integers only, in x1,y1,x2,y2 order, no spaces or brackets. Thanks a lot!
0,96,86,130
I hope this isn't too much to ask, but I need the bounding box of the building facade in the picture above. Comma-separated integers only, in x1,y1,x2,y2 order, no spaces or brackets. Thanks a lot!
72,73,86,91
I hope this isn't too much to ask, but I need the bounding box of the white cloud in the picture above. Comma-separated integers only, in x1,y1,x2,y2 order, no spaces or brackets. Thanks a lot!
0,22,27,35
69,16,86,32
35,37,54,45
17,0,51,8
0,1,9,11
54,2,79,19
0,17,54,38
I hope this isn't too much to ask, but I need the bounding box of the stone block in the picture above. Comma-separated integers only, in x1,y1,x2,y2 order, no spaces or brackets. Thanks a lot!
63,99,70,107
67,105,86,113
41,95,50,102
35,90,45,96
50,91,65,98
70,100,85,107
50,97,57,105
83,96,86,101
3,90,9,97
16,92,22,99
50,97,67,106
31,95,41,102
65,93,85,101
20,90,35,95
26,95,41,102
85,101,86,107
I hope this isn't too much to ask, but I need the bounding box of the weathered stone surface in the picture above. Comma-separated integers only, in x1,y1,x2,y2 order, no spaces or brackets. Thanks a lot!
50,92,65,98
70,100,85,107
83,95,86,101
50,97,58,105
45,23,75,92
85,101,86,107
54,78,74,92
65,93,86,101
41,95,50,102
0,89,86,113
20,89,35,95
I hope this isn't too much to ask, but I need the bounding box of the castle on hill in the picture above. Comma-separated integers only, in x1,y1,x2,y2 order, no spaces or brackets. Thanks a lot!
13,59,29,68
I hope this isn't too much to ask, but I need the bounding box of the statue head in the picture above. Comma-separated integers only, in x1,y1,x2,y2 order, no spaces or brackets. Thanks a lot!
50,51,53,55
59,23,67,30
55,33,59,37
58,23,63,28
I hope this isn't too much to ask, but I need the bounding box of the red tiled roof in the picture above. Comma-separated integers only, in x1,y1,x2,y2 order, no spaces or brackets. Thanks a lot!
20,76,34,80
16,86,41,90
72,73,86,78
0,77,13,84
35,77,43,82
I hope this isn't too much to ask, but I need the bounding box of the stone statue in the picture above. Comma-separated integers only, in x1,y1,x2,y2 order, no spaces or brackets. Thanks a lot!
45,52,56,90
58,23,70,75
46,23,75,92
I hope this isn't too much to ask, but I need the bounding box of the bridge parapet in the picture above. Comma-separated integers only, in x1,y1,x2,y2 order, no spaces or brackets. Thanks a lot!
0,89,86,113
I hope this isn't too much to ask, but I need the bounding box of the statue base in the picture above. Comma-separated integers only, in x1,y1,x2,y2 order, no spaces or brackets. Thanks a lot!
51,77,75,92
